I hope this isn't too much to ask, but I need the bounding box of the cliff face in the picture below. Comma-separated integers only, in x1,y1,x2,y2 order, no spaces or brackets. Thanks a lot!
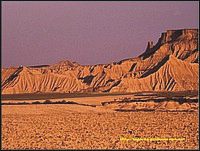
2,29,198,94
140,29,198,62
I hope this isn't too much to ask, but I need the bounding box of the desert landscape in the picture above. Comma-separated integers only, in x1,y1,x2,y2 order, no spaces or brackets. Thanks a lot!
2,29,198,94
2,91,199,149
2,28,199,149
2,1,199,150
2,104,198,149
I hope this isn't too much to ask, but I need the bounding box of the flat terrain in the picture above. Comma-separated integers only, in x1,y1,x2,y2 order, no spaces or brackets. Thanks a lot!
2,90,198,100
2,94,136,106
2,103,198,149
1,92,135,100
2,91,198,149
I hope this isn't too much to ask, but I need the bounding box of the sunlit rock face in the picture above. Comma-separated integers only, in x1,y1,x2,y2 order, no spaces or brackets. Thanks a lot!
2,29,198,94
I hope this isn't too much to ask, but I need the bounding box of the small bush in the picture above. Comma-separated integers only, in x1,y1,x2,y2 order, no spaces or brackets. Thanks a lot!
66,101,78,104
43,100,52,104
32,101,41,104
61,100,67,103
19,102,29,105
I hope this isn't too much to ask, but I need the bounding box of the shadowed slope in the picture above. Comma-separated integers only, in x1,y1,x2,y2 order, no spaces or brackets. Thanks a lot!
2,29,198,94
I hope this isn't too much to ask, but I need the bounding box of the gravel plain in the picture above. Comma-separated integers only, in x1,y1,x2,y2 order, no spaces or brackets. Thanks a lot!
2,104,198,150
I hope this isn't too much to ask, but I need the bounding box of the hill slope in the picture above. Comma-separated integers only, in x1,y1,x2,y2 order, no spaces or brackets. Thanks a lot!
2,29,198,94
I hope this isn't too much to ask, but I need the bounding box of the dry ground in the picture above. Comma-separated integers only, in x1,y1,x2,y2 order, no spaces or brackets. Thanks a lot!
1,94,135,105
2,103,198,150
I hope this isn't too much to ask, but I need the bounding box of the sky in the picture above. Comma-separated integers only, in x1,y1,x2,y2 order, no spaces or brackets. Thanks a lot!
2,1,199,67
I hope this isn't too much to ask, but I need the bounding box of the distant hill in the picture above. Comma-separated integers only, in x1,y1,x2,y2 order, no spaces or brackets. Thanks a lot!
2,29,198,94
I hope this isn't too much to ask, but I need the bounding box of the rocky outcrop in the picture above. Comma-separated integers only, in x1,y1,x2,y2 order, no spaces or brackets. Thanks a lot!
110,55,198,92
140,29,198,62
2,29,198,94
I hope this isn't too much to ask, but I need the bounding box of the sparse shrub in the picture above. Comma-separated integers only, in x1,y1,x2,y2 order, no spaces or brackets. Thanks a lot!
43,100,52,104
61,100,67,104
32,101,41,104
18,102,29,105
66,101,78,104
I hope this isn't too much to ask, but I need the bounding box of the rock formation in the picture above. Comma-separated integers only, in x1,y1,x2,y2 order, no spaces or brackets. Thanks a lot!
2,29,198,94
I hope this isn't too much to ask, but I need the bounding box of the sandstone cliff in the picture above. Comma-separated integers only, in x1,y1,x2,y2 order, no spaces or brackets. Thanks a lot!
2,29,198,94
